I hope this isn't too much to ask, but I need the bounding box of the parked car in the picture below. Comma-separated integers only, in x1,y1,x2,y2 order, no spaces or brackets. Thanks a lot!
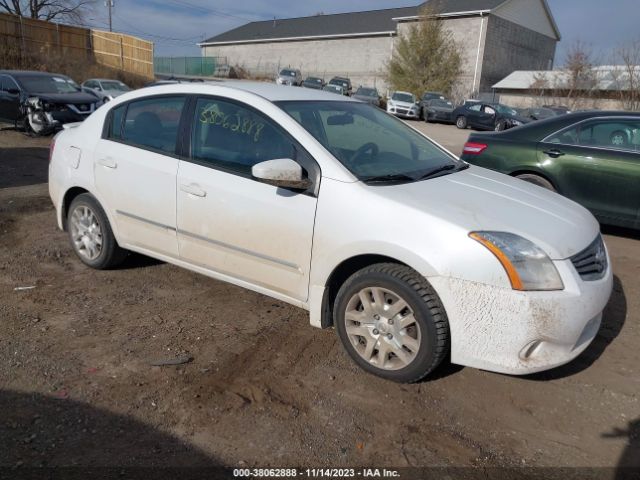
419,91,446,118
523,107,559,121
352,86,381,107
423,98,455,124
327,77,352,96
460,111,640,229
0,70,99,135
302,77,325,90
82,78,131,103
276,68,302,86
544,105,572,115
453,102,530,131
144,78,205,87
323,84,344,96
49,82,612,382
386,91,420,119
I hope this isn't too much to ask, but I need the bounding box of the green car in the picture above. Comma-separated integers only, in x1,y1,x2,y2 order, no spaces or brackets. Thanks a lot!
460,111,640,229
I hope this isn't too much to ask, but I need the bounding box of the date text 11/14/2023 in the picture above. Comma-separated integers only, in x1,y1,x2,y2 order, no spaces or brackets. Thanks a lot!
233,468,401,478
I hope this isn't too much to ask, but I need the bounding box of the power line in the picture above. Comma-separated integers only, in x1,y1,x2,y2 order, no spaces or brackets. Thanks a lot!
161,0,253,22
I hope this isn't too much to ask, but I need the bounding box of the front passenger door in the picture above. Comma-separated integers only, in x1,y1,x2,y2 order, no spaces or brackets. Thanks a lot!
0,75,21,122
176,96,319,302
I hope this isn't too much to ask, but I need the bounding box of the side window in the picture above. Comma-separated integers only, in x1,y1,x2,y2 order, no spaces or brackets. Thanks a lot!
122,96,186,154
483,106,496,115
578,120,640,152
468,104,481,112
84,81,95,89
191,97,295,175
546,125,579,145
106,104,127,140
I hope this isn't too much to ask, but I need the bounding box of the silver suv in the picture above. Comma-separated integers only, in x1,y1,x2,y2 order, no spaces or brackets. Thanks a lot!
276,68,302,86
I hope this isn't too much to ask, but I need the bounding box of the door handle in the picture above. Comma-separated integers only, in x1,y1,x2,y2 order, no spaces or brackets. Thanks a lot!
543,149,565,158
180,183,207,198
97,157,117,169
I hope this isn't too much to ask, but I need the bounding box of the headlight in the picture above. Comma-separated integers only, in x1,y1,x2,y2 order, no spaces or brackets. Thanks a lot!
470,231,564,291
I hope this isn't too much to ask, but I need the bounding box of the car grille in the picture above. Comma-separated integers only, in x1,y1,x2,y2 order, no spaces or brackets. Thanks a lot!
570,235,608,281
396,108,408,115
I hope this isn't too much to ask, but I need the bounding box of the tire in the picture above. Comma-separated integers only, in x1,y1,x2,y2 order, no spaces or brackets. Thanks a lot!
67,193,127,269
334,263,449,383
515,173,556,192
456,116,467,129
495,120,507,132
610,130,628,147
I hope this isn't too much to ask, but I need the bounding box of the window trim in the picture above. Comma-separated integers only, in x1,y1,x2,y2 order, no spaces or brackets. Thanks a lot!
541,115,640,155
101,94,190,159
182,94,321,196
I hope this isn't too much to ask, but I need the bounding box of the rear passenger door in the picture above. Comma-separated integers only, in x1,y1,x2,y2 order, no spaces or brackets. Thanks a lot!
176,96,319,303
539,118,640,227
94,95,187,258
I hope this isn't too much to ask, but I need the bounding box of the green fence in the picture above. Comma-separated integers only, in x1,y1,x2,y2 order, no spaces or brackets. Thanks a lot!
154,56,225,77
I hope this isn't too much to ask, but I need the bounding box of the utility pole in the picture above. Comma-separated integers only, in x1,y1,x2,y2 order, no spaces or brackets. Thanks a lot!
105,0,114,32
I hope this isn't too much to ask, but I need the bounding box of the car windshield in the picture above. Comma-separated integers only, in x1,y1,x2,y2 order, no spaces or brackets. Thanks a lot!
280,69,297,77
101,81,130,91
495,104,517,116
430,99,452,108
18,75,80,94
277,101,461,182
330,79,349,87
324,85,342,93
392,93,415,103
356,88,377,97
307,78,322,84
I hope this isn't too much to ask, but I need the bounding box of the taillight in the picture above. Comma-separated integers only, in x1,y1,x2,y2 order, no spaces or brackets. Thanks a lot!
463,142,488,155
49,136,56,163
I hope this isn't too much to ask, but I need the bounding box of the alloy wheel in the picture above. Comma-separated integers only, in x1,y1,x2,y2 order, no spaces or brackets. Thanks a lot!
69,205,103,261
343,286,421,370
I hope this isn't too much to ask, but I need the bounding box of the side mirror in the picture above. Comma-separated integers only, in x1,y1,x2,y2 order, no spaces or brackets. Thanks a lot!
252,158,311,190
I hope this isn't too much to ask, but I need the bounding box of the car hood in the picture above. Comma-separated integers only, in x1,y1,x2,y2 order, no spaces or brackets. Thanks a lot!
390,100,417,109
376,166,599,260
353,95,378,103
31,92,98,104
428,106,454,113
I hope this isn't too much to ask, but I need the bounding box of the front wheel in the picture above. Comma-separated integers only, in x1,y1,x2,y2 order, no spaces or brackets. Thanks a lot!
334,263,450,383
456,116,467,129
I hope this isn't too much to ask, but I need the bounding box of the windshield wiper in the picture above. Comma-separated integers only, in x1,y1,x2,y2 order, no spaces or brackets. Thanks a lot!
363,173,417,184
418,163,468,180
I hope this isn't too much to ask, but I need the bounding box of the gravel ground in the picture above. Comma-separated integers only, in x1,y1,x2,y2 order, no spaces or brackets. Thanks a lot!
0,125,638,476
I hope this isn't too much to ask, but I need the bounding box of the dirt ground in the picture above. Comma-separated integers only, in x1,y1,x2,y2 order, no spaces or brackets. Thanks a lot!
1,124,639,476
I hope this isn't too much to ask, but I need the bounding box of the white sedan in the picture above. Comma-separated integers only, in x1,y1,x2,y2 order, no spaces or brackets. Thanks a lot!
49,81,612,383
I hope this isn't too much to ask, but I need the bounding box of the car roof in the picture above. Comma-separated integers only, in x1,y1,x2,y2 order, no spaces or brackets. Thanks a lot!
86,78,124,82
0,70,69,78
139,80,359,102
393,91,414,96
489,111,640,140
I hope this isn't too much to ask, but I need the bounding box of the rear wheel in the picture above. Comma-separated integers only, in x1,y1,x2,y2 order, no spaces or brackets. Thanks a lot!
334,263,449,383
67,193,128,269
515,173,556,192
456,116,467,129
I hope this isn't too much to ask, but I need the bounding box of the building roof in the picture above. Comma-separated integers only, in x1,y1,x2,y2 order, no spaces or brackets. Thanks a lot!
199,0,510,46
493,66,640,91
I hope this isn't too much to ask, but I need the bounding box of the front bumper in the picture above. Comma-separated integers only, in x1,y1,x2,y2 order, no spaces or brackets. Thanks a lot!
387,107,420,119
430,255,613,375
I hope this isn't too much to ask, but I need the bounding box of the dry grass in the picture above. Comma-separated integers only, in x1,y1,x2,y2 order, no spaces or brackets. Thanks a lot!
1,43,151,88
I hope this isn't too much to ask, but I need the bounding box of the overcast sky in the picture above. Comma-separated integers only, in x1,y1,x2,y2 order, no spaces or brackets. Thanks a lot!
87,0,640,65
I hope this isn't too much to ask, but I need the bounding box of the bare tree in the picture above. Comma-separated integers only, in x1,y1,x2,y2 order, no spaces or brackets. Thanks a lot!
386,5,462,98
613,40,640,111
562,40,599,109
0,0,94,23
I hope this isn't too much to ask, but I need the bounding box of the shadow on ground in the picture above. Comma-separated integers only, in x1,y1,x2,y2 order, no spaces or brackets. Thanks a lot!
0,389,224,478
0,147,50,189
523,275,627,381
